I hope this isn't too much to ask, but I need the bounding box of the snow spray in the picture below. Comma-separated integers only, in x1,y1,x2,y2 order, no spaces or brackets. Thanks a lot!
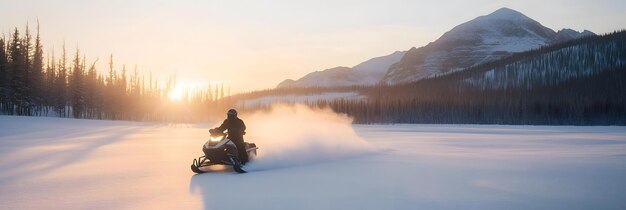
241,104,373,171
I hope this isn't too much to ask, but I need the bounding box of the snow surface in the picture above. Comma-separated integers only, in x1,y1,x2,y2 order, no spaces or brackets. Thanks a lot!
1,110,626,210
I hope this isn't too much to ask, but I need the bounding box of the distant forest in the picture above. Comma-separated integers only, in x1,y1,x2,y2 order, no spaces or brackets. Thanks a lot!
1,22,625,125
234,31,626,125
0,23,231,122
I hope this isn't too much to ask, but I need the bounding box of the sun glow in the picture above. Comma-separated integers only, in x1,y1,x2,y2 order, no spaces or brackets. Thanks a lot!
168,85,184,101
166,81,215,101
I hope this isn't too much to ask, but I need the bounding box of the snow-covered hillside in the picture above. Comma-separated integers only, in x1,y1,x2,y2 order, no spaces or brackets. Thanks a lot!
381,7,595,84
1,113,625,209
277,51,405,88
462,37,626,89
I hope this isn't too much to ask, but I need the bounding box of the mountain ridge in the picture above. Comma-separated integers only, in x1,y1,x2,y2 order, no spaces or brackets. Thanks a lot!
277,51,405,88
381,7,596,84
278,7,595,88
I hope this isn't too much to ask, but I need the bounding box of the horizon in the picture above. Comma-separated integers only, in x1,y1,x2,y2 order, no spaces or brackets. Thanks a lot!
2,0,626,93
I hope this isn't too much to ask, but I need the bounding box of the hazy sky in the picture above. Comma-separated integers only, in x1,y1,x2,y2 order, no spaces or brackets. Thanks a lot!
2,0,625,92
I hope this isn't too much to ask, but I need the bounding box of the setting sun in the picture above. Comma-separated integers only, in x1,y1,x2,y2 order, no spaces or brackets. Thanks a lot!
168,85,184,101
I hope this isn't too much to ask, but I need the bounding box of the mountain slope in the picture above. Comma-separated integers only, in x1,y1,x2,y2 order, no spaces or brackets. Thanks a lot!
277,51,405,88
457,31,626,90
381,7,595,84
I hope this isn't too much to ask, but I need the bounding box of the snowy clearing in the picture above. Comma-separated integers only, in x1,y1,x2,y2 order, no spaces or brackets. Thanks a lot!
1,115,626,210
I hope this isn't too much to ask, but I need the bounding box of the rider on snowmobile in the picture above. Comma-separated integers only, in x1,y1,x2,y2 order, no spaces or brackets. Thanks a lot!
214,109,248,164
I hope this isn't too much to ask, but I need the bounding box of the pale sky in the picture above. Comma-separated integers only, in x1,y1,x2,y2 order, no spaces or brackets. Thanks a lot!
2,0,625,92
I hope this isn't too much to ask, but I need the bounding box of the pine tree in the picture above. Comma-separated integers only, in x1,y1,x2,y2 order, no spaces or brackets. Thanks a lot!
214,84,218,101
220,83,224,99
96,75,105,119
0,38,9,113
31,20,44,115
54,44,68,117
44,49,56,115
206,84,213,102
85,58,98,118
9,28,27,115
70,49,85,118
106,54,116,119
148,71,153,97
18,24,34,115
119,64,127,118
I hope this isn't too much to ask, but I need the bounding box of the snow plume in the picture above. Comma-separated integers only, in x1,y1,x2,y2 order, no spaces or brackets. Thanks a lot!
242,104,373,171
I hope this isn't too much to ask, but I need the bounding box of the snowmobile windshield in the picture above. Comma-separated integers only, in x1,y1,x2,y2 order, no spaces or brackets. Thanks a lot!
210,134,225,142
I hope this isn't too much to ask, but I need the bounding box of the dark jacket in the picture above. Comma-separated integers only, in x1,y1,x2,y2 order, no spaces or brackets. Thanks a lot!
216,115,246,138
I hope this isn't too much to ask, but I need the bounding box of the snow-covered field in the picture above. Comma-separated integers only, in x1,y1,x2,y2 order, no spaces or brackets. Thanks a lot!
1,113,626,210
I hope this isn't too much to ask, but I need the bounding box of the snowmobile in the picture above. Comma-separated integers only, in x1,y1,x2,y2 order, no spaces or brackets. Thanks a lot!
191,128,258,173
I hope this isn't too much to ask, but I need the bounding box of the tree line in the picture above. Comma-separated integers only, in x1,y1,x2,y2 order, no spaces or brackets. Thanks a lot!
0,23,231,122
2,22,624,125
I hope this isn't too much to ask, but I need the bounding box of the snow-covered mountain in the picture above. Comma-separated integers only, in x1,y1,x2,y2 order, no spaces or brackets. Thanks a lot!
381,7,595,84
278,7,595,88
277,51,405,88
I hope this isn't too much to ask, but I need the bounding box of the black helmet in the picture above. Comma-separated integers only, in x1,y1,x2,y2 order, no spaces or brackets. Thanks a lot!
227,109,237,116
